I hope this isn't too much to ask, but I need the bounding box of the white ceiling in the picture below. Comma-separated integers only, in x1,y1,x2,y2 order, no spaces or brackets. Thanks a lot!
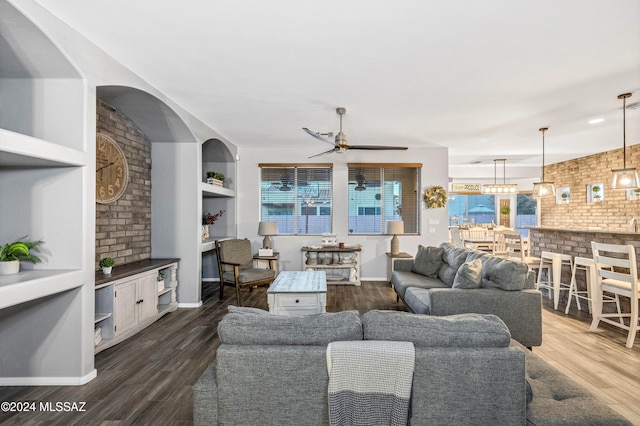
33,0,640,179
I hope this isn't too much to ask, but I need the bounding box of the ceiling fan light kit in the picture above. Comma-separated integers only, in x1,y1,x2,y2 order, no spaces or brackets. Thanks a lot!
532,127,556,198
482,159,518,194
611,93,640,190
303,107,409,158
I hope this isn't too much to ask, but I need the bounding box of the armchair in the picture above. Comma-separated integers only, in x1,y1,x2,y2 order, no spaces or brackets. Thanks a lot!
215,239,277,306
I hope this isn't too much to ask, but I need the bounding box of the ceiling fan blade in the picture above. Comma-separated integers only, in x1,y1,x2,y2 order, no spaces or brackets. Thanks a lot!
308,147,338,159
302,128,336,146
346,145,408,150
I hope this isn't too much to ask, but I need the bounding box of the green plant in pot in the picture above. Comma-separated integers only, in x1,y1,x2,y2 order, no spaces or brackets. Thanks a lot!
0,238,44,275
99,257,115,275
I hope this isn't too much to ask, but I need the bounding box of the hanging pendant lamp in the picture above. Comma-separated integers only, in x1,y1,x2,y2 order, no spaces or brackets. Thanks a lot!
611,93,639,189
482,159,518,193
532,127,556,198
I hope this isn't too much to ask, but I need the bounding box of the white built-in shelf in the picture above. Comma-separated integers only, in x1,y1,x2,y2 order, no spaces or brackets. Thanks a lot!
0,269,84,310
158,288,172,296
200,235,232,252
0,128,88,168
94,313,112,324
200,182,235,198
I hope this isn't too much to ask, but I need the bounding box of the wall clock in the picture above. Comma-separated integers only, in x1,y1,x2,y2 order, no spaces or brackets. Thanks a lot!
96,133,129,204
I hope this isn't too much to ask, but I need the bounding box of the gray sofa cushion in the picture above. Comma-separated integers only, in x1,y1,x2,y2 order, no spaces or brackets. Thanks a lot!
411,245,444,277
452,259,483,289
479,255,528,290
362,310,511,348
218,310,363,345
391,270,448,299
403,287,431,314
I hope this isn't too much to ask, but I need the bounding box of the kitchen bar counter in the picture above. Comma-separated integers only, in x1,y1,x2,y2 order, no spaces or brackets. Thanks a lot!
529,226,640,237
528,227,640,311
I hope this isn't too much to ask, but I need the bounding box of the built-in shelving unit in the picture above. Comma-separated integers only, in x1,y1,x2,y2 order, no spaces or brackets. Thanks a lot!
94,259,178,353
0,1,95,385
200,139,237,300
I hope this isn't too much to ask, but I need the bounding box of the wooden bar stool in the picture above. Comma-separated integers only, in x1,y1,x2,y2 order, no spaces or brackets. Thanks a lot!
565,256,623,319
536,251,573,310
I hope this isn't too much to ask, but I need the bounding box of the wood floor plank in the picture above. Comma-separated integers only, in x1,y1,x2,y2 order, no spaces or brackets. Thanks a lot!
0,282,638,424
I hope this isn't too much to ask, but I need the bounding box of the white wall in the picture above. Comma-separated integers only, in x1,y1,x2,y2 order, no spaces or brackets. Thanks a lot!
237,146,449,280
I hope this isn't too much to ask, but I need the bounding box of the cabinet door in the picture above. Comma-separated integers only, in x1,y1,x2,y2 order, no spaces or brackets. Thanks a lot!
114,279,137,336
137,272,158,322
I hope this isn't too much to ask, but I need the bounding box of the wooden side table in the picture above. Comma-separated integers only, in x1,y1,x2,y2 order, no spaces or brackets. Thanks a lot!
386,252,413,281
253,252,279,275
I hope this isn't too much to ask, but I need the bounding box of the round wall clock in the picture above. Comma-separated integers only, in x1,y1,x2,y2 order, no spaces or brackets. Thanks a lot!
96,133,129,204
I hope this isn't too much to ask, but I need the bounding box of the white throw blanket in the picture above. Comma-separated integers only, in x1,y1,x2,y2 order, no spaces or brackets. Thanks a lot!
326,340,415,426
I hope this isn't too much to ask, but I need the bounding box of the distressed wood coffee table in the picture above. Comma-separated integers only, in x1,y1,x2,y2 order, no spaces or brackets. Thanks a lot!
267,271,327,315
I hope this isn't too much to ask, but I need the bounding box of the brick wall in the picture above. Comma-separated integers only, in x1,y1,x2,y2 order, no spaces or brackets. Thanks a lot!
95,100,151,269
540,144,640,230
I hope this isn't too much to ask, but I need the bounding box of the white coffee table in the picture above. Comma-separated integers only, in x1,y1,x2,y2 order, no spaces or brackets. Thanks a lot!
267,271,327,316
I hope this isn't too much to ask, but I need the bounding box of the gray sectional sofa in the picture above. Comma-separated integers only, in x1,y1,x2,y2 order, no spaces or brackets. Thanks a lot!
391,242,543,347
194,309,631,426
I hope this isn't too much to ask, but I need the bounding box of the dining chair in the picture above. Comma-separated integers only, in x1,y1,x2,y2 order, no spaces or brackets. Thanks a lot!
504,233,541,269
491,229,510,256
450,228,464,248
216,238,277,306
590,242,639,348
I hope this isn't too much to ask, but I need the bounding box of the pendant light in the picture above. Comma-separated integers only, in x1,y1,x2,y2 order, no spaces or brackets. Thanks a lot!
482,159,518,193
532,127,556,198
611,93,639,189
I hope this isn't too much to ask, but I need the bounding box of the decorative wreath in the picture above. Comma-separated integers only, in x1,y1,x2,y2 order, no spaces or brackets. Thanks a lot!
423,185,448,209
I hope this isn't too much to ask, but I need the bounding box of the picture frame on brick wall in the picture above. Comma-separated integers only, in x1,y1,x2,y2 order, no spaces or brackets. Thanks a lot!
587,183,604,203
626,188,640,201
556,187,570,204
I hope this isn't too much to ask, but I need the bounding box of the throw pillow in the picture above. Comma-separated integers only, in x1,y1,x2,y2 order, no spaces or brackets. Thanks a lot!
452,258,483,289
411,245,444,278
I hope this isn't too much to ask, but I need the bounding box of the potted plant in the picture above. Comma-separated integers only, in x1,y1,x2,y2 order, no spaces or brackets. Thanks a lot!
99,257,115,275
592,185,602,200
157,269,166,292
206,171,225,186
0,238,44,275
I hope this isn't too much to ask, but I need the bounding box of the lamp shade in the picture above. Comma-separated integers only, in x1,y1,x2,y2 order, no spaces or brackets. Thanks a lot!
612,168,640,190
258,221,278,236
532,182,556,199
385,220,404,235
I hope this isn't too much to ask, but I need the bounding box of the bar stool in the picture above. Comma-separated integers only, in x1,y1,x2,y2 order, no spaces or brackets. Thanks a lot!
565,256,623,319
536,251,573,310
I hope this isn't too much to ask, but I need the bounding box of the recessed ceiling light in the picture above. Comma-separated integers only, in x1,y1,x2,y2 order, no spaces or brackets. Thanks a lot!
589,118,605,124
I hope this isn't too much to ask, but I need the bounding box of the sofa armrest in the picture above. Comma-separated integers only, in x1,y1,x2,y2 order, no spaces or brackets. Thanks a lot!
426,288,542,347
193,362,218,426
394,258,414,272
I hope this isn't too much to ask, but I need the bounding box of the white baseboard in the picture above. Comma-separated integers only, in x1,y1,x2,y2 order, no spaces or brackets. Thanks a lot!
0,369,97,386
361,277,388,282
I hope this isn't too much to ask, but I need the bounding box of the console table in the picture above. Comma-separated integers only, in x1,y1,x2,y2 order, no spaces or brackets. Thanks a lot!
301,245,361,285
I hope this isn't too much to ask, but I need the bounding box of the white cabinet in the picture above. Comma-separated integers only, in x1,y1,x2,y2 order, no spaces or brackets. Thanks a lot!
95,259,178,353
114,272,157,336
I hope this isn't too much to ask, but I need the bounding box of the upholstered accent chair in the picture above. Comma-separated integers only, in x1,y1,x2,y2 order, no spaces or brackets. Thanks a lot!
215,239,277,306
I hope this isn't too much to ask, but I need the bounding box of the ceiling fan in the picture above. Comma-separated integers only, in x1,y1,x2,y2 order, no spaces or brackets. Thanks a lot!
303,107,408,158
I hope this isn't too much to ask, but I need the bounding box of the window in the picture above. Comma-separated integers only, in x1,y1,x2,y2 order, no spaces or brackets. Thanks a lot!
448,193,496,227
347,163,421,234
260,164,333,235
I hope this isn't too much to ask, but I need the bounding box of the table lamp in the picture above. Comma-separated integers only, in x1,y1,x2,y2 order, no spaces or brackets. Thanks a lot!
386,220,404,255
258,221,278,250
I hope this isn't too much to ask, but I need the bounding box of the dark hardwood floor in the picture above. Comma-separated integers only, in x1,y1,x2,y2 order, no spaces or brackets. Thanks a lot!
0,282,638,425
